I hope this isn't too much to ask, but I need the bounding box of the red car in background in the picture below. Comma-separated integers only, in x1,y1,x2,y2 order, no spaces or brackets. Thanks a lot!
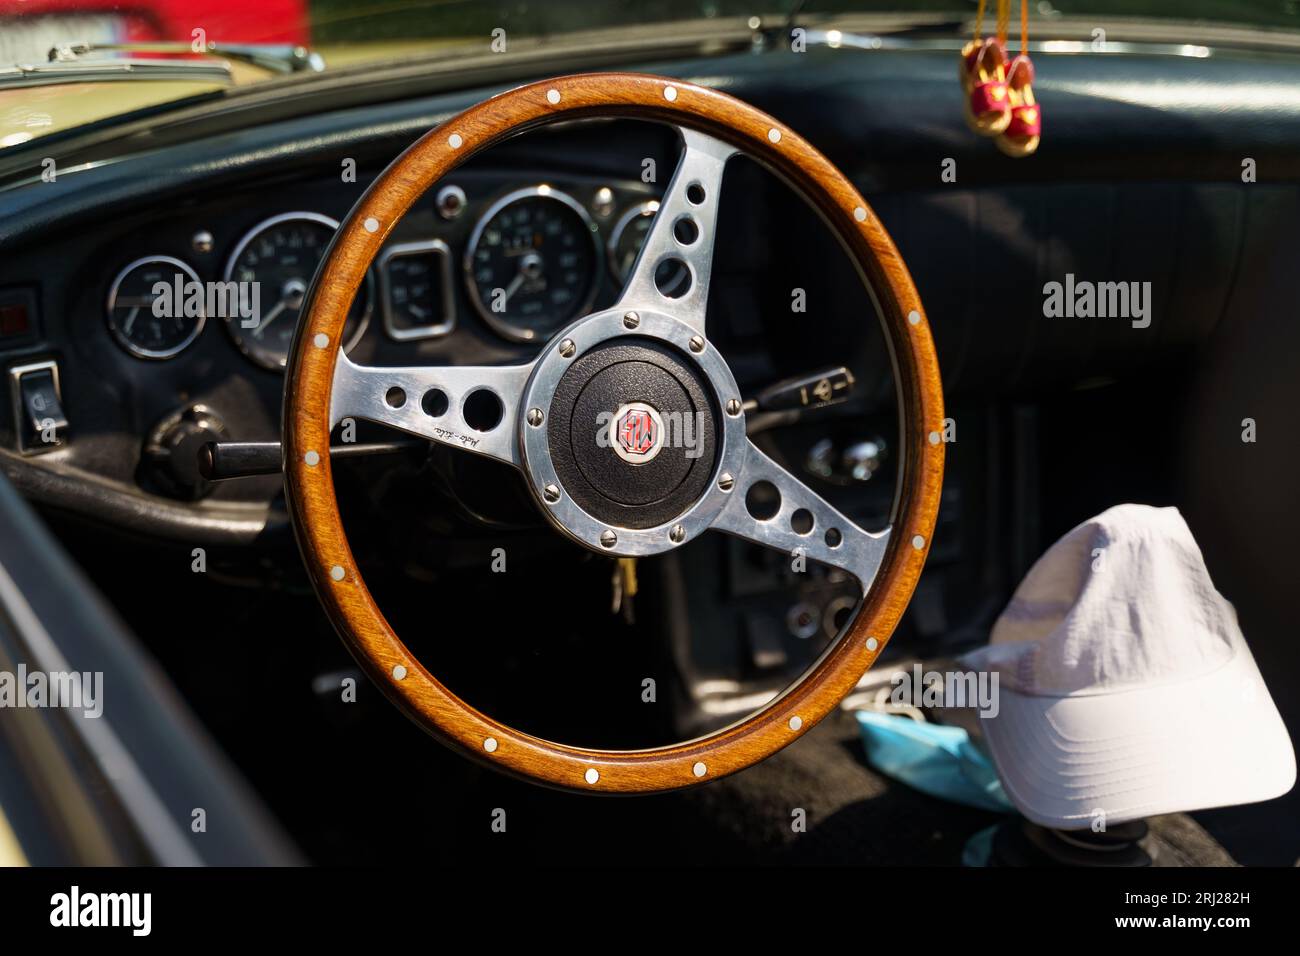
0,0,308,64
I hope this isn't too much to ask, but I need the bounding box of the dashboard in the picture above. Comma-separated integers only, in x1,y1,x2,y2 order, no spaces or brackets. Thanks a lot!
0,119,744,526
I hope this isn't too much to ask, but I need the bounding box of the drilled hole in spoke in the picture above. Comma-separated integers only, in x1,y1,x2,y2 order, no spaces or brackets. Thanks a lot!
791,508,814,535
463,389,504,432
653,259,691,298
686,182,706,205
422,388,449,417
655,258,691,299
673,216,699,245
385,386,406,409
745,480,781,521
825,527,843,548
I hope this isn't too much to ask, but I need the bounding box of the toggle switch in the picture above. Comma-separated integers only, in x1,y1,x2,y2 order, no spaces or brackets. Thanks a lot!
10,360,67,453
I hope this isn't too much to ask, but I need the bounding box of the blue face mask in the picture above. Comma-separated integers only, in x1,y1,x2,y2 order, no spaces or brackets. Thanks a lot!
854,710,1014,814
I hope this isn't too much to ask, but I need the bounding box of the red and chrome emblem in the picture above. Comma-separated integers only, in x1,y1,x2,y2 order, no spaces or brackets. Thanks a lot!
610,402,665,465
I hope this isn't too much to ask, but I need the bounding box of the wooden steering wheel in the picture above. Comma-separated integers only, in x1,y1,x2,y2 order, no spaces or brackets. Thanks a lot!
283,73,944,793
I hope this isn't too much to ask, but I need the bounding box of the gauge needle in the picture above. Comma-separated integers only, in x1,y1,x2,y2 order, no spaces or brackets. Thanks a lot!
499,272,526,306
253,278,307,335
500,251,544,307
253,300,288,335
113,296,157,335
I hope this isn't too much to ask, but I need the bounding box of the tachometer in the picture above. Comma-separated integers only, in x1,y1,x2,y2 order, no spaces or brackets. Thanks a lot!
464,186,600,343
223,212,373,370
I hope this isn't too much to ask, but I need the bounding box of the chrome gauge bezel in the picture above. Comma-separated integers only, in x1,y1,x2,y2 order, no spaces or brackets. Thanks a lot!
105,255,207,360
606,199,660,283
222,211,373,371
377,238,455,341
462,185,603,344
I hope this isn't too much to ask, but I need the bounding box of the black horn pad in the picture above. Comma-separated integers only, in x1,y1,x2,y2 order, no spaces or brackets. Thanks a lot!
547,339,718,529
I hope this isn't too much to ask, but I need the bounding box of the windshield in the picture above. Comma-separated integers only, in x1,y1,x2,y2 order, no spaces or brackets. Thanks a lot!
1,1,1297,150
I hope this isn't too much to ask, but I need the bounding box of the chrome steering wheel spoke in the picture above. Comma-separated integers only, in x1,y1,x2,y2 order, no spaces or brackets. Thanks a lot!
711,439,891,595
614,127,737,334
326,127,885,595
329,354,534,467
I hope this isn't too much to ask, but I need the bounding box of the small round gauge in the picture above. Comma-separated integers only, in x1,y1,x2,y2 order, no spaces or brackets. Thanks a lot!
223,212,373,370
607,200,691,297
106,256,206,359
464,186,600,343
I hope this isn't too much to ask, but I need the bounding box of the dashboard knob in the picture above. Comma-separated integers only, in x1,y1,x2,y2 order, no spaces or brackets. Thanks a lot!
142,405,228,500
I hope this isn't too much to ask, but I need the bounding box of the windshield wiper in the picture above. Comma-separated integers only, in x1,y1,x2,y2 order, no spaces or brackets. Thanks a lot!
48,41,325,75
0,57,232,90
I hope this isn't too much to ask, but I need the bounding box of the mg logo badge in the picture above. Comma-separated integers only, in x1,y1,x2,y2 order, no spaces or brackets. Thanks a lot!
611,402,665,465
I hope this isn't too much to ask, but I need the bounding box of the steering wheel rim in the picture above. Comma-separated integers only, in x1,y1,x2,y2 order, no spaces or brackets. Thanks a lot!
283,72,944,793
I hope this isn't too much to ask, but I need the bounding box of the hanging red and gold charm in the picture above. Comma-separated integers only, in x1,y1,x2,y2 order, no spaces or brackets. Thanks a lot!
960,0,1041,156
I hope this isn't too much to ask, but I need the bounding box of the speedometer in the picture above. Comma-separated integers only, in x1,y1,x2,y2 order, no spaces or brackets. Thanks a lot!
464,186,600,343
223,212,373,370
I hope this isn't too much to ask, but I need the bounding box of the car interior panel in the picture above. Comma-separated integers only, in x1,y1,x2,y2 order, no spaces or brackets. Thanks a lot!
0,2,1296,887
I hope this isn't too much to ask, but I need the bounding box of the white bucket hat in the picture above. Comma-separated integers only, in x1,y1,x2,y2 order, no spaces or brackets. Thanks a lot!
961,504,1295,830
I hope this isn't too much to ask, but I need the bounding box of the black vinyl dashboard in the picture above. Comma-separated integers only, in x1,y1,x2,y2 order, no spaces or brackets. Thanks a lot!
1,39,1297,547
2,120,679,502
